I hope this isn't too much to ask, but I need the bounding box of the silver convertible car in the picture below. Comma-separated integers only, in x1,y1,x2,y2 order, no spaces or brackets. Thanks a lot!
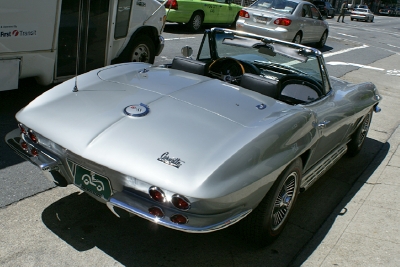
6,28,381,246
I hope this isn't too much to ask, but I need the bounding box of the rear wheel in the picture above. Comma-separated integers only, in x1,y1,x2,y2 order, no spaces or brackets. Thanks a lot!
347,110,373,156
316,31,328,48
292,32,302,44
239,158,302,246
188,12,203,32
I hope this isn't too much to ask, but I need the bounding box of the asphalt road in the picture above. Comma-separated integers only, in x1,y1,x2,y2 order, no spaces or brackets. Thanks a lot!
1,15,399,266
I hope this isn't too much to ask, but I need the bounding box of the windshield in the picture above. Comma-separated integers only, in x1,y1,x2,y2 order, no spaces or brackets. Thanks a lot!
199,31,324,84
250,0,298,14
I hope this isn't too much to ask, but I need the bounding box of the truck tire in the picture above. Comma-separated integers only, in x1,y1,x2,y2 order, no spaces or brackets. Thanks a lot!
129,35,156,64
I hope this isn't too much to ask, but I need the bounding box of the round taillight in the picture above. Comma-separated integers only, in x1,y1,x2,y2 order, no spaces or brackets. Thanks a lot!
31,147,39,157
164,0,178,10
148,207,164,218
170,214,188,224
21,141,28,150
18,123,26,134
274,18,292,26
239,10,250,18
171,195,191,210
149,186,166,202
28,130,38,143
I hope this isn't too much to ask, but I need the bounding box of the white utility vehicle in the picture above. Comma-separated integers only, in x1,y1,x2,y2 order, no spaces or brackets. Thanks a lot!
0,0,166,91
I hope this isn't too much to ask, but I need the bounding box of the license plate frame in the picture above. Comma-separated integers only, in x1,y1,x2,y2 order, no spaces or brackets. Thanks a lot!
254,16,268,24
67,159,112,200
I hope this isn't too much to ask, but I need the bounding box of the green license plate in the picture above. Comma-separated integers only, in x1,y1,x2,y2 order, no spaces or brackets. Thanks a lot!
67,159,112,200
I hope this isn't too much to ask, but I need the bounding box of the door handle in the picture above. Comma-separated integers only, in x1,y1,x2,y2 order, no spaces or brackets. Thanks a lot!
317,120,330,128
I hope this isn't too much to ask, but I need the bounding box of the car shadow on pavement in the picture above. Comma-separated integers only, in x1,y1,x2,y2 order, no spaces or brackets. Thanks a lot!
41,137,386,266
291,138,389,266
163,23,194,34
318,45,334,53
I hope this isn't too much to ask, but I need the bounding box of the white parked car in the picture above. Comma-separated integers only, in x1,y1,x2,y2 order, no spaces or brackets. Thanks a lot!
236,0,329,47
350,8,374,22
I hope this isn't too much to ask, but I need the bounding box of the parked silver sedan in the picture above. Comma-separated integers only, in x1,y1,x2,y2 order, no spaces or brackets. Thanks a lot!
236,0,329,47
350,8,374,22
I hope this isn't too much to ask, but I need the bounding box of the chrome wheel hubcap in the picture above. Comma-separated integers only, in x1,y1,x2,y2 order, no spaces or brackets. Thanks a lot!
271,171,298,230
193,15,202,30
358,113,371,147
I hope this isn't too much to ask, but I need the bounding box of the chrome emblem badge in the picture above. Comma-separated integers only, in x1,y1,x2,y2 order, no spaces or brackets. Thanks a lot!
256,104,266,110
124,103,149,117
157,152,185,168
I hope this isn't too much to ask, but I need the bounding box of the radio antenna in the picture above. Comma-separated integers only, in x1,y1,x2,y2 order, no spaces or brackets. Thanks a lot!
73,0,84,92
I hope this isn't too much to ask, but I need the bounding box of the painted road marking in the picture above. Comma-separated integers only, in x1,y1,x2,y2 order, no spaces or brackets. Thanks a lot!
336,33,358,38
387,69,400,76
387,44,400,49
326,62,400,76
326,61,384,71
165,37,196,41
324,45,369,58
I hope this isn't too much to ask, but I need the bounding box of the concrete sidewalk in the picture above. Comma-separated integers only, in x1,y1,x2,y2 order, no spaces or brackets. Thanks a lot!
294,125,400,266
291,51,400,267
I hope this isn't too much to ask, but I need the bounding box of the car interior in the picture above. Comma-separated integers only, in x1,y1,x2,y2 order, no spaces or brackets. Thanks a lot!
169,56,323,105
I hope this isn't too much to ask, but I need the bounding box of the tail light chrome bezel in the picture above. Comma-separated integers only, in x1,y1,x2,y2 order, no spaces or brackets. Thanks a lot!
149,186,167,203
20,141,28,151
28,129,39,143
18,123,27,134
171,194,191,211
170,214,188,225
148,206,165,219
31,147,39,157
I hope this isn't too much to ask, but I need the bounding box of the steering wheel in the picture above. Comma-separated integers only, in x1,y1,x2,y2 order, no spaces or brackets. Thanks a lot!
208,57,245,84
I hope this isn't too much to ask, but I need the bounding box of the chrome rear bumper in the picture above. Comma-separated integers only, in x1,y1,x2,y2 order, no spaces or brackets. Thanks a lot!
107,190,252,233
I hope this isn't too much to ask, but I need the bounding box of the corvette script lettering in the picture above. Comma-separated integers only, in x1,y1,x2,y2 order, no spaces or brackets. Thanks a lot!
157,152,185,168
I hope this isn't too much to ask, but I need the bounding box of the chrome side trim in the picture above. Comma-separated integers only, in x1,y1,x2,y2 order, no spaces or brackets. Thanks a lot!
301,144,347,190
106,191,252,233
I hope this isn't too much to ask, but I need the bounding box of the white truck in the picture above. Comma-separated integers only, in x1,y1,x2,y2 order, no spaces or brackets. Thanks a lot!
0,0,166,91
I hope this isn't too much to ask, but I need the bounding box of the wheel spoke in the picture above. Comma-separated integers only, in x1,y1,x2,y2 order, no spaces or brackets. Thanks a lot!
271,171,298,229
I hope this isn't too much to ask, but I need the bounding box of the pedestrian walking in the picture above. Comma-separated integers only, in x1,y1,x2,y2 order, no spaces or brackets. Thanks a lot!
337,1,348,22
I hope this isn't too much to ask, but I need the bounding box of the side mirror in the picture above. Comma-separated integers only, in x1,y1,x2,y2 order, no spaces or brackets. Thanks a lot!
181,46,193,58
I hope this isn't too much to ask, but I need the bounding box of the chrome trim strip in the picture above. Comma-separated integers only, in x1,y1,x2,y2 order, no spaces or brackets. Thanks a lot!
106,192,252,233
301,144,347,190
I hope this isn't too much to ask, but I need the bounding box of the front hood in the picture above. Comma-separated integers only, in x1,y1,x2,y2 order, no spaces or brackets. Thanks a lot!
17,63,294,196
